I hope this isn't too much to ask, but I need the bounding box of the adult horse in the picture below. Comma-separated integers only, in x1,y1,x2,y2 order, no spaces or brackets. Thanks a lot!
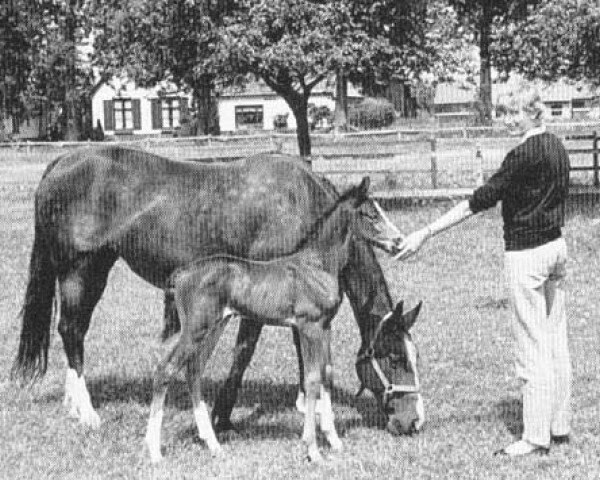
12,146,423,435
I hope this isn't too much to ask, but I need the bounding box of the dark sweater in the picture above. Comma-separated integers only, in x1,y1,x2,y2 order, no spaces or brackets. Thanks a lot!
469,132,570,251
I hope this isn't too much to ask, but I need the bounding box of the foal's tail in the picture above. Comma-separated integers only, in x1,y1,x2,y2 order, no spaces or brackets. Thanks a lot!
12,224,57,382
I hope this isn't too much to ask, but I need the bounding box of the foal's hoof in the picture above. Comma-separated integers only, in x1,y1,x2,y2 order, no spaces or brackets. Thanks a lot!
79,409,102,430
209,445,225,458
307,447,324,464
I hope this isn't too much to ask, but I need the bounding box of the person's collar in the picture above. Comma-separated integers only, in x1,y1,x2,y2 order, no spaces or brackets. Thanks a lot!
520,124,547,144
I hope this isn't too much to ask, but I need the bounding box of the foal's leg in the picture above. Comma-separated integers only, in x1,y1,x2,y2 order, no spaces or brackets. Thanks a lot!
318,327,342,451
145,339,191,463
293,327,325,416
212,319,264,432
186,315,230,456
298,321,326,463
58,250,117,428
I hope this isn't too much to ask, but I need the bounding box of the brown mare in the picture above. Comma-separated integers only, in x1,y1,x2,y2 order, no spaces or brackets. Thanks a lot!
13,146,423,437
145,178,405,462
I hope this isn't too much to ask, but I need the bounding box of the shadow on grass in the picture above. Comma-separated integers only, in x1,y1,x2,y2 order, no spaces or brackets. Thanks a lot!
496,397,523,438
42,374,387,441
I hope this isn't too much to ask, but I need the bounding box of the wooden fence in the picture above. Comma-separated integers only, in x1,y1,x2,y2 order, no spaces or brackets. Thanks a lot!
1,124,599,192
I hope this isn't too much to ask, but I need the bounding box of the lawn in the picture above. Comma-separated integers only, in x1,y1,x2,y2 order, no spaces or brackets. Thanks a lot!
1,158,600,479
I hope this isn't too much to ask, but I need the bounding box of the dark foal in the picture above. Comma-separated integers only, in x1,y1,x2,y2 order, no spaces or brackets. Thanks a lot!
145,178,391,463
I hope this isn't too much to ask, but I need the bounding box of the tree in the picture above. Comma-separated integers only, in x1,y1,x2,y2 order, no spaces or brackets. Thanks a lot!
0,1,37,133
214,0,429,156
23,1,95,141
448,0,539,124
92,0,240,135
492,0,600,86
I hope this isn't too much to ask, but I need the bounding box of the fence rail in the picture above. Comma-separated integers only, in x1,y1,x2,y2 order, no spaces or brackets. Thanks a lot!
1,124,599,192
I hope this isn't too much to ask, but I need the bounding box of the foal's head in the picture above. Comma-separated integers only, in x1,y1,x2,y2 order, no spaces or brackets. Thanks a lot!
338,177,401,255
355,300,424,435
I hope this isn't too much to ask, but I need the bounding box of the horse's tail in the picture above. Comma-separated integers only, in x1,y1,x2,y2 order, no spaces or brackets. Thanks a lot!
12,223,57,382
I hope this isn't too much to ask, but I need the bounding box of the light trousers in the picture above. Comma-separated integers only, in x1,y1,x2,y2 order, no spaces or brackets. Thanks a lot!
504,237,571,447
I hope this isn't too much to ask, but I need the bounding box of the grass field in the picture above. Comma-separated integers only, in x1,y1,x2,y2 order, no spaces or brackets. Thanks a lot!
1,158,600,479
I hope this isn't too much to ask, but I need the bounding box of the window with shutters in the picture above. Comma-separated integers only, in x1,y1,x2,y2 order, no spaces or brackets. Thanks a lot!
161,97,181,129
114,99,134,130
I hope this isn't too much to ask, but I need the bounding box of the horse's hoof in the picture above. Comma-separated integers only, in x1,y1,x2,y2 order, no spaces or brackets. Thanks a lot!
329,438,343,452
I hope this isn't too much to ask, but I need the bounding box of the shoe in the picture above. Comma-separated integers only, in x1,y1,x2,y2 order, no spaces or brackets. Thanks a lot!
493,440,550,457
551,434,570,445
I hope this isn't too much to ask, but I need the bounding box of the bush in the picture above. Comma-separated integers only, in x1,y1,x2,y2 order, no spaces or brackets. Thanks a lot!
348,97,395,130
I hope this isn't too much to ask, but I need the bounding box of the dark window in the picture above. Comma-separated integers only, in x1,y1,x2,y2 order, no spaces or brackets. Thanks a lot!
235,105,264,130
549,102,563,116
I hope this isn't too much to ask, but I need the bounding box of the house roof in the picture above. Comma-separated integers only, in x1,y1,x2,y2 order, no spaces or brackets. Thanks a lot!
219,79,362,98
434,78,599,106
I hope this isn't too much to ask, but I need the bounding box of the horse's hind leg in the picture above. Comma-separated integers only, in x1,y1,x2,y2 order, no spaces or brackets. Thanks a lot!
212,318,263,432
58,249,117,428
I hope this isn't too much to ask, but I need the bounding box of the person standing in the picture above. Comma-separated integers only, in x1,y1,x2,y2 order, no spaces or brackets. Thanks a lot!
394,88,572,457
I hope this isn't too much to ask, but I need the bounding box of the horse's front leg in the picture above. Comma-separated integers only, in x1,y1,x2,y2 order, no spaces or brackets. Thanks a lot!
211,318,264,432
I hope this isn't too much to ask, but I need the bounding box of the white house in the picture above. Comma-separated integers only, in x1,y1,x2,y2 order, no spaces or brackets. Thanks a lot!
90,78,362,137
434,77,600,124
91,79,194,137
217,81,362,132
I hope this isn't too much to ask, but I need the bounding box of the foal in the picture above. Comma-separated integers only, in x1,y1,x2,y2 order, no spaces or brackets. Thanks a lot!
144,177,395,463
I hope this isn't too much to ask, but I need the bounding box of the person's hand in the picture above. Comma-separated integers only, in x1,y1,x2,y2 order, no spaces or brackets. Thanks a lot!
393,227,431,260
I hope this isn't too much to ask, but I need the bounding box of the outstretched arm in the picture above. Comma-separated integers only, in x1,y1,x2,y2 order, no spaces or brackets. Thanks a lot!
393,200,474,260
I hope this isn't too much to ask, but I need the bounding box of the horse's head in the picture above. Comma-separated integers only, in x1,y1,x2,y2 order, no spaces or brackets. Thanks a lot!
344,177,402,255
355,300,424,435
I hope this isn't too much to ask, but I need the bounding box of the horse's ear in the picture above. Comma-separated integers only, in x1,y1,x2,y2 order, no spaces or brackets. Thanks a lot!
401,301,422,331
389,300,404,322
359,176,370,193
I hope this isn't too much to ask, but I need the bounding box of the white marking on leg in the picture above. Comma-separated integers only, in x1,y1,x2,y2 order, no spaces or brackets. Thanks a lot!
414,394,425,430
63,368,101,429
296,389,324,416
145,408,164,463
319,386,343,451
193,401,223,456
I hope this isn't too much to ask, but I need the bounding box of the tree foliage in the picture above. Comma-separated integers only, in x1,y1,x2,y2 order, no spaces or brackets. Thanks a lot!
492,0,600,86
0,1,38,126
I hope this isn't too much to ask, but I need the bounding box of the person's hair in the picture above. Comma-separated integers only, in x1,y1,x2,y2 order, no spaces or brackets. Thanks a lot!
498,85,547,124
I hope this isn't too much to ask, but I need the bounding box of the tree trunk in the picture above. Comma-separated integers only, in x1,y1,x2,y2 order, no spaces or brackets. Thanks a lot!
287,95,311,157
478,4,493,126
63,0,81,141
333,70,348,132
194,75,218,135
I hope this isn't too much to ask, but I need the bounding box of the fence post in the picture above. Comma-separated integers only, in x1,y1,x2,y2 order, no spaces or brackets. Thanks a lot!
594,130,599,188
475,142,484,186
430,135,438,189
